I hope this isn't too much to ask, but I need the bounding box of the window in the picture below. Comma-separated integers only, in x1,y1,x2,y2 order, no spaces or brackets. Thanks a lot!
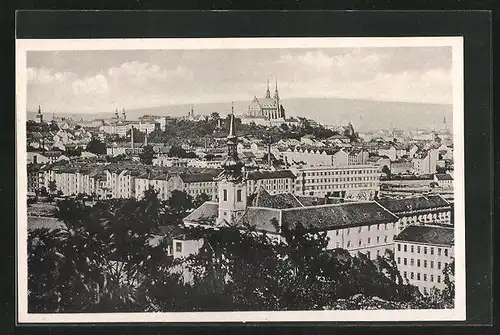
397,257,401,264
336,230,339,236
175,242,182,253
438,262,441,270
404,245,407,252
404,258,407,265
358,227,362,233
438,248,442,256
423,287,428,294
417,246,421,253
423,274,427,281
424,247,427,255
347,228,350,235
431,275,434,282
377,236,380,243
445,249,449,257
384,236,388,243
359,239,362,246
368,237,371,244
417,259,421,267
236,189,242,202
424,260,427,268
430,247,434,255
411,245,414,253
417,273,421,280
431,261,434,269
398,244,401,252
437,275,441,283
223,189,228,201
403,271,407,278
347,241,352,247
368,225,371,231
410,272,414,279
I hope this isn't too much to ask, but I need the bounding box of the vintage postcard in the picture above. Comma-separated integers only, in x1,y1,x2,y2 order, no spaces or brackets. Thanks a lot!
16,37,465,323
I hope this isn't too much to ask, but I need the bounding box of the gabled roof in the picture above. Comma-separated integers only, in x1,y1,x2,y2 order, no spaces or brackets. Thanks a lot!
394,225,454,246
435,173,453,181
183,201,219,225
251,187,303,209
376,194,450,213
281,202,398,231
236,207,281,233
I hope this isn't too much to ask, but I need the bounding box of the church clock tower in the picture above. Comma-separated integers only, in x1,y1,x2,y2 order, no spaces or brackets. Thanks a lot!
216,103,247,226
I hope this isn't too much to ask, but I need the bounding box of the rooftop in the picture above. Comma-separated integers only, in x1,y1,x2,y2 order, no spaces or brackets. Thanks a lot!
376,194,450,213
394,225,454,246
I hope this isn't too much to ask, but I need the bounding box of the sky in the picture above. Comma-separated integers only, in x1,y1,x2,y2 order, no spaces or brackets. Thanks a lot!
26,46,453,115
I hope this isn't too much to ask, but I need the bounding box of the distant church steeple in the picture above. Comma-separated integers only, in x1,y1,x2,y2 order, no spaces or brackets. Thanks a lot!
265,78,271,99
36,105,43,124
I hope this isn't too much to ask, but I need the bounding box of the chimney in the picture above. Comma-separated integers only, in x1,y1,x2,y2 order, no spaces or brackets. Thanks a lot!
131,126,135,150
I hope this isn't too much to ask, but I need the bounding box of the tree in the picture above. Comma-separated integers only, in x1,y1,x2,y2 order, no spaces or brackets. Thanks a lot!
168,145,187,158
139,145,154,165
382,165,391,178
48,180,57,195
193,193,211,208
210,112,220,122
166,190,194,225
86,138,107,155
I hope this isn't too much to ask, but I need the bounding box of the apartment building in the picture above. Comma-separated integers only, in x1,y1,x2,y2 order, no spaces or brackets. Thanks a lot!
246,170,296,195
394,225,454,295
280,147,349,167
291,164,380,200
377,194,452,235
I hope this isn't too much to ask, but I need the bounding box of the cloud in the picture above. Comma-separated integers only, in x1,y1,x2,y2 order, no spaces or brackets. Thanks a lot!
72,74,110,95
27,67,75,84
107,61,193,85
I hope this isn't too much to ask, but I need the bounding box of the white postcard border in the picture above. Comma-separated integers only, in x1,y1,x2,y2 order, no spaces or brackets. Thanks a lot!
16,37,465,323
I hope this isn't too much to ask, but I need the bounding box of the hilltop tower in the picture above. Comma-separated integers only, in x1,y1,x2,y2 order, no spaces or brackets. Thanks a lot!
35,105,43,124
217,102,247,226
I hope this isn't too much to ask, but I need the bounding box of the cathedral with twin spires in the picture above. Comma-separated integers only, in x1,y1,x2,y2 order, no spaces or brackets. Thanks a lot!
243,79,286,125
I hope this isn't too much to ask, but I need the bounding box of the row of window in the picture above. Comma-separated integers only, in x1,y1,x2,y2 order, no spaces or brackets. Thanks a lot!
397,243,450,257
343,235,390,248
304,170,377,177
336,223,393,235
304,177,377,183
398,257,444,270
403,271,442,283
305,183,376,190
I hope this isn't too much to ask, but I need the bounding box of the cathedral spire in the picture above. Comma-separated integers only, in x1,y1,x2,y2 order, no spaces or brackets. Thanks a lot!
265,78,271,98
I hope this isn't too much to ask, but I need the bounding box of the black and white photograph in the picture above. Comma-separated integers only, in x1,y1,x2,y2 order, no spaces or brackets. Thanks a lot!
16,37,465,323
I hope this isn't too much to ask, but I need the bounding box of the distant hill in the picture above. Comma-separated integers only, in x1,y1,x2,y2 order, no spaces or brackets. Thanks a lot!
27,97,453,132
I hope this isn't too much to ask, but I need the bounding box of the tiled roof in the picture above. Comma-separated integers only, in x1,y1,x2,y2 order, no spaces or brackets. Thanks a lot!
295,196,345,207
180,170,220,183
236,207,281,233
376,195,450,213
435,173,453,181
281,202,398,231
394,225,454,246
251,187,303,209
246,170,296,180
183,201,219,225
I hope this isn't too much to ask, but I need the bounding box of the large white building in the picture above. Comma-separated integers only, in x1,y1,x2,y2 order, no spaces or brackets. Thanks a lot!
290,164,380,200
394,225,454,295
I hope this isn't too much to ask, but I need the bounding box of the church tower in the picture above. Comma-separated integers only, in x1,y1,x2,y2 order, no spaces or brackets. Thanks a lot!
217,102,247,226
265,78,271,99
35,105,43,124
274,78,281,118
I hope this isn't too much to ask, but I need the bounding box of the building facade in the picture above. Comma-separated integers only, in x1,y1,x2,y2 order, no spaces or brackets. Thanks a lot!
291,164,380,200
394,225,454,295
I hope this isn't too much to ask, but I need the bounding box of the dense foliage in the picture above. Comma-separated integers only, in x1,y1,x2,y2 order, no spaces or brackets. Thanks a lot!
28,191,454,313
